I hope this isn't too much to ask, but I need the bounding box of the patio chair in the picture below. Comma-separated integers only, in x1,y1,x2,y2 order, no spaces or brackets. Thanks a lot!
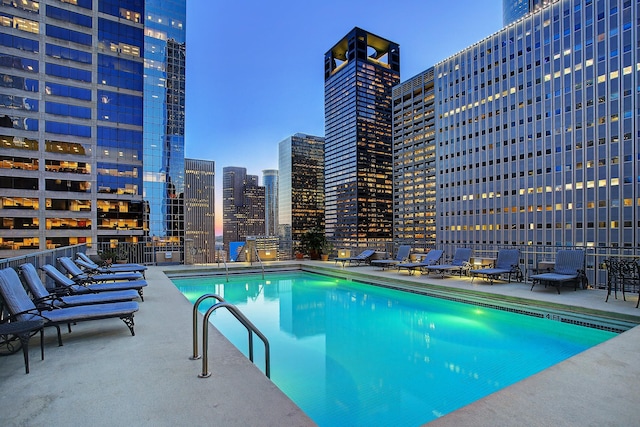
370,245,411,270
424,248,473,278
604,258,640,307
0,267,139,346
41,264,147,301
530,249,585,294
58,257,143,283
334,249,375,267
469,249,522,285
20,263,140,308
397,250,444,275
76,252,147,278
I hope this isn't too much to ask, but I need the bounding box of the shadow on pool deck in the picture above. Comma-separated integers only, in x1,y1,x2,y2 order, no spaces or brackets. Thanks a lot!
0,261,639,426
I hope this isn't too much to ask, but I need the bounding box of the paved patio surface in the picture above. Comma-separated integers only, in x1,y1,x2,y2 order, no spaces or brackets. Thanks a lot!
1,261,639,426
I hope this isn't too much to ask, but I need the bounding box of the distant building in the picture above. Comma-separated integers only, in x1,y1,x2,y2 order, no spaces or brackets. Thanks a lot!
222,167,265,255
503,0,552,26
263,169,279,236
185,159,215,263
392,68,437,251
433,0,639,248
278,133,325,256
324,27,400,249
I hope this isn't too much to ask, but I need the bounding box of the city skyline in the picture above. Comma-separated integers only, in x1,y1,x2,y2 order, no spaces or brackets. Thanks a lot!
185,0,504,234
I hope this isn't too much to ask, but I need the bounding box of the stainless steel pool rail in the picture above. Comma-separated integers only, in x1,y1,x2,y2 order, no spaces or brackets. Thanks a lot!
251,247,265,279
191,293,270,378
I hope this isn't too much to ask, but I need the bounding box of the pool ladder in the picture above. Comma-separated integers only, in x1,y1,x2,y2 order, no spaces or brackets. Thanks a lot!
190,294,270,378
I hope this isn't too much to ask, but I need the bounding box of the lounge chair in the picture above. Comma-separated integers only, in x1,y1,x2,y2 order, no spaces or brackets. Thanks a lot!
41,264,147,301
334,249,375,267
370,246,411,270
397,250,444,275
424,248,473,278
76,252,147,278
0,267,139,346
58,256,144,283
530,249,585,294
469,249,522,285
20,263,140,308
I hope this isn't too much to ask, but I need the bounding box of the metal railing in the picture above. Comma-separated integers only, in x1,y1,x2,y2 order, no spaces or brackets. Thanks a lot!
191,294,270,378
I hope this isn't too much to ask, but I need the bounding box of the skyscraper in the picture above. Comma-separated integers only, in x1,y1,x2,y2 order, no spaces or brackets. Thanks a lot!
278,133,325,256
324,27,400,249
392,68,437,251
0,0,187,257
503,0,552,26
185,158,215,263
262,169,279,237
143,0,187,244
222,167,265,255
433,0,639,249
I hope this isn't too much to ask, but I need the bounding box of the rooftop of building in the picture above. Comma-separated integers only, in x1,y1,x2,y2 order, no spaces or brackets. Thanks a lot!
1,261,639,426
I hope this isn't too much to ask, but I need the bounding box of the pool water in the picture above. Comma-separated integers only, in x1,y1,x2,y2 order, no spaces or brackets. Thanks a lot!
173,272,616,427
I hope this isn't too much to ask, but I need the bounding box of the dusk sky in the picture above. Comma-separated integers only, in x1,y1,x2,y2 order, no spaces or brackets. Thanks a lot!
184,0,504,234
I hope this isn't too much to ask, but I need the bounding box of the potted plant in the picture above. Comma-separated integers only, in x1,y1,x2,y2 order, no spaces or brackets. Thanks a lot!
99,249,118,266
294,243,304,260
300,227,327,261
320,240,334,261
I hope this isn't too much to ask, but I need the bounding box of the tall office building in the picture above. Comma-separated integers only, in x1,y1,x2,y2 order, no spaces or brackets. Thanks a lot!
392,68,437,250
263,169,278,236
143,0,187,244
433,0,639,249
185,158,215,263
0,0,185,257
324,27,400,249
0,0,185,258
222,167,265,254
503,0,553,26
278,133,325,256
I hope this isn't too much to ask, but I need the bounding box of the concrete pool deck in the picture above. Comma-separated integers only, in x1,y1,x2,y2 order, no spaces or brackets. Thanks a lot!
1,261,639,426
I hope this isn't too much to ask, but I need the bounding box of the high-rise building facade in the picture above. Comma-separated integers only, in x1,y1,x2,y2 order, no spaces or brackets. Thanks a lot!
222,167,265,254
278,133,325,256
504,0,553,26
185,158,215,263
324,27,400,249
143,0,186,243
435,0,638,249
262,169,278,236
392,68,437,250
0,0,183,257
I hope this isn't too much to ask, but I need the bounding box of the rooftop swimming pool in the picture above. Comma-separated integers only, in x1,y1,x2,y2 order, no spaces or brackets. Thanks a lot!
172,271,616,427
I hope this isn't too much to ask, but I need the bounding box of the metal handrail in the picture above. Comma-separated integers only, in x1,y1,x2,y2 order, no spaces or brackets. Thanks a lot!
198,301,270,379
190,294,226,360
254,248,265,279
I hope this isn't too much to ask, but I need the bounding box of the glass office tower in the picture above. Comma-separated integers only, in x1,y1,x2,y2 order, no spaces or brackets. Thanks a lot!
324,27,400,249
143,0,186,243
262,169,279,237
0,0,150,256
278,133,325,256
436,0,639,249
503,0,553,26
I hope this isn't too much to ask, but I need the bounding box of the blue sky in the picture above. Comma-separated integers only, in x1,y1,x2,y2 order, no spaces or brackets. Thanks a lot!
184,0,504,232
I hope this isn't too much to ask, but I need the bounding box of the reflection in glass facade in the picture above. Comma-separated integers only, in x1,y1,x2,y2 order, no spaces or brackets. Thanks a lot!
324,28,400,249
504,0,553,26
263,169,279,237
278,133,325,256
435,0,639,249
392,68,437,250
143,0,186,243
185,158,215,263
0,0,185,257
222,167,265,255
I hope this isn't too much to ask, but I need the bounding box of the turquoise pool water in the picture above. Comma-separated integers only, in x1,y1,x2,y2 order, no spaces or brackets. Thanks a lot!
173,272,616,427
